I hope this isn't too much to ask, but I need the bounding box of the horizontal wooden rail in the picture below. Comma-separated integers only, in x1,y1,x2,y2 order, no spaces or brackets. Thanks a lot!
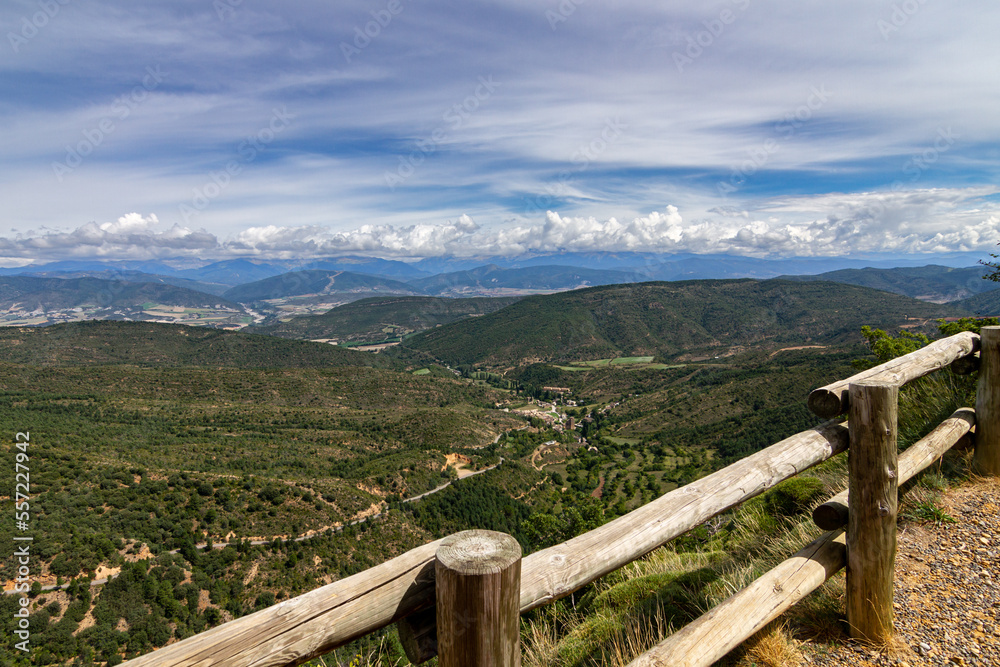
627,529,847,667
631,405,976,666
125,330,991,667
517,420,848,612
121,538,445,667
808,331,979,419
399,419,850,662
127,420,849,667
813,407,976,529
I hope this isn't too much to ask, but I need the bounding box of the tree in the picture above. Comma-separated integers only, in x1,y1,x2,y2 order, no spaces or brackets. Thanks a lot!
980,251,1000,282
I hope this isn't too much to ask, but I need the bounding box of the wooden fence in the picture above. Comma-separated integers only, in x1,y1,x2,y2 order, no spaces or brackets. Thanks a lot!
121,327,999,667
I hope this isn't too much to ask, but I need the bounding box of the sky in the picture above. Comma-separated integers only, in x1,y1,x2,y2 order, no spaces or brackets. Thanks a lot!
1,0,999,265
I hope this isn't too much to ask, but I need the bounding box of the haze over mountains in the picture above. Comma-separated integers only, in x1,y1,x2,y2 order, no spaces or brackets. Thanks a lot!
0,252,996,331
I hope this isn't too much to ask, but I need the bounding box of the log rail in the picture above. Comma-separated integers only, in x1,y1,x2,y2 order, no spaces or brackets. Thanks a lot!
121,328,999,667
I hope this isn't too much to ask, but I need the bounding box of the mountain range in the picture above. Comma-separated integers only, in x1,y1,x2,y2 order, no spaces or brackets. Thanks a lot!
401,279,961,368
0,254,996,332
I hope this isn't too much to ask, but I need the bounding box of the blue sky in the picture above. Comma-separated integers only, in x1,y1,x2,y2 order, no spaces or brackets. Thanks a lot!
1,0,998,263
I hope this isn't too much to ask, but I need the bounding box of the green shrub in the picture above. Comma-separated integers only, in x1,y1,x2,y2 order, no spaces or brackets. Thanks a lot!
554,612,620,666
761,477,826,517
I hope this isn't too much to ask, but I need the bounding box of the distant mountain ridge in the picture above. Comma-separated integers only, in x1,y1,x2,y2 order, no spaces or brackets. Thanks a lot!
13,269,231,297
406,264,642,296
780,265,998,303
255,295,523,342
222,270,422,302
2,252,987,288
0,255,428,285
0,255,992,333
403,279,964,368
0,275,240,310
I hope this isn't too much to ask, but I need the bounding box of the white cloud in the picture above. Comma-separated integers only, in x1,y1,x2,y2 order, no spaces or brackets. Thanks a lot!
0,213,218,258
1,187,997,263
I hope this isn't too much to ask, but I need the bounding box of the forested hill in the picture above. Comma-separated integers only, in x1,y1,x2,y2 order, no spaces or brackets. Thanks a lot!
0,275,241,310
780,264,996,303
0,320,399,369
951,289,1000,316
404,279,964,368
254,295,523,342
222,269,420,301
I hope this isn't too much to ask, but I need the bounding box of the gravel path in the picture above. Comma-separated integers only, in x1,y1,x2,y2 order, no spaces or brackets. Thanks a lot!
804,476,1000,666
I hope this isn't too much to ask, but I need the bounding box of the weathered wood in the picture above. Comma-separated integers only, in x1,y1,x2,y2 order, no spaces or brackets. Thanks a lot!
976,326,1000,475
627,529,847,667
396,420,849,662
123,420,849,667
436,530,521,667
808,331,979,418
119,538,445,667
813,407,976,530
846,381,898,642
518,419,848,614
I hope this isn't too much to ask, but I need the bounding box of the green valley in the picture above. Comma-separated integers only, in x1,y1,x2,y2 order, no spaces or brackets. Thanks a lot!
0,279,975,666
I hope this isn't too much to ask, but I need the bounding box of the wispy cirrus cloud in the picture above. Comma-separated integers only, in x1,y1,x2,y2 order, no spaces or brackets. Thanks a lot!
0,1,997,262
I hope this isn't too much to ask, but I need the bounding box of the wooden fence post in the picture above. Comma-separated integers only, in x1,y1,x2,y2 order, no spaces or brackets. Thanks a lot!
846,381,898,642
436,530,522,667
976,326,1000,476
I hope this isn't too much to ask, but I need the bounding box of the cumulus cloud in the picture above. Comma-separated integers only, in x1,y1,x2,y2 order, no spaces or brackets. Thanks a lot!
2,188,998,263
0,213,218,259
225,214,481,258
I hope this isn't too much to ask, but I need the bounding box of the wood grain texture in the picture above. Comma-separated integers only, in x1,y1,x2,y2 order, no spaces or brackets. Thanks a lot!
436,530,521,667
846,381,898,642
808,331,979,419
976,327,1000,475
120,538,445,667
626,530,847,667
813,407,975,530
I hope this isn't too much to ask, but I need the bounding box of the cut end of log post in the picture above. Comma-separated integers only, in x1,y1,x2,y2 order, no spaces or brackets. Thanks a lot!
808,388,846,419
812,499,850,531
436,529,522,576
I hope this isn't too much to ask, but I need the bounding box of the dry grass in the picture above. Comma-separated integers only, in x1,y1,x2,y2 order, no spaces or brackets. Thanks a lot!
736,621,805,667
